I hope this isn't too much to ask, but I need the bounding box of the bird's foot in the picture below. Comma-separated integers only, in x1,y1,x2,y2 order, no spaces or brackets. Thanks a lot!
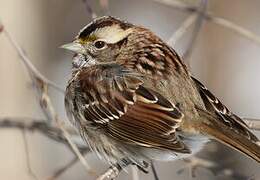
96,165,121,180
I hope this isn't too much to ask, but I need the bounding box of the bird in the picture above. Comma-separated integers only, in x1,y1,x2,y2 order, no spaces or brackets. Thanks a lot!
62,16,260,178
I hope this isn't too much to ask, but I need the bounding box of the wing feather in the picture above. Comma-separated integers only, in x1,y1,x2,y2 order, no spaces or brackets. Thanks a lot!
192,77,258,143
76,63,190,153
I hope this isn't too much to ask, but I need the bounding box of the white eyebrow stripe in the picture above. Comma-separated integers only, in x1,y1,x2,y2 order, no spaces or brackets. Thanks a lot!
92,25,133,44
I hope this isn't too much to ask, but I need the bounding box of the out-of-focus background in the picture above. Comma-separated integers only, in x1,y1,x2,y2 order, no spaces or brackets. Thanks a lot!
0,0,260,180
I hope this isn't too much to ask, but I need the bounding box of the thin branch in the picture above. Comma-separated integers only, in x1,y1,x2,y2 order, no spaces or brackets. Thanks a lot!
151,162,159,180
131,166,139,180
178,156,252,179
168,13,198,46
243,118,260,131
152,0,197,11
154,0,260,46
209,16,260,44
45,149,91,180
22,130,39,180
0,117,89,153
1,26,63,92
1,21,94,175
183,0,208,61
99,0,110,15
45,156,79,180
82,0,97,19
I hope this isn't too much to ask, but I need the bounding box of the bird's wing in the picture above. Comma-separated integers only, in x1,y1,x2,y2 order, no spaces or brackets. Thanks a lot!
192,76,260,162
77,63,190,153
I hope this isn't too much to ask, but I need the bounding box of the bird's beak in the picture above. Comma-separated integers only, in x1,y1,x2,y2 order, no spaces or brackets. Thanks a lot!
60,41,85,54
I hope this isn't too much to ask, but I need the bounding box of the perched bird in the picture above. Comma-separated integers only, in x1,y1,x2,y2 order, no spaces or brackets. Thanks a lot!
62,16,260,178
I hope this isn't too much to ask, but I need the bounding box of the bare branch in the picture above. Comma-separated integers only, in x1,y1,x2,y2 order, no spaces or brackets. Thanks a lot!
82,0,98,19
168,13,198,46
1,25,63,93
45,149,91,180
183,0,208,61
21,130,39,180
243,118,260,131
1,20,94,175
131,166,139,180
99,0,110,15
152,0,197,11
178,156,251,179
0,117,88,151
154,0,260,46
151,162,159,180
209,16,260,44
45,156,79,180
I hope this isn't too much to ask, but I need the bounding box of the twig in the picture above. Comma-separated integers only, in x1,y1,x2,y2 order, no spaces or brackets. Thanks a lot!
168,13,198,46
46,157,78,180
0,117,88,152
243,118,260,131
208,15,260,44
82,0,97,19
178,156,216,178
45,149,90,180
59,121,94,174
154,0,260,46
99,0,110,15
22,129,39,180
1,24,63,93
178,156,252,179
45,156,79,180
152,0,197,11
131,166,139,180
151,162,159,180
1,21,94,175
182,0,208,61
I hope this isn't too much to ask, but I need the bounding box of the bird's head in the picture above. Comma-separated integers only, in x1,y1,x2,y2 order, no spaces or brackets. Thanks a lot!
61,16,135,68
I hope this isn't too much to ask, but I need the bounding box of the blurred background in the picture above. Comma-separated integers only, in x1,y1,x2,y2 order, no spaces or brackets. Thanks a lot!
0,0,260,179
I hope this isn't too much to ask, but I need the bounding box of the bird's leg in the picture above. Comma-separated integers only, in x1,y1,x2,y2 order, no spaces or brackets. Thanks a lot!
96,159,131,180
96,165,121,180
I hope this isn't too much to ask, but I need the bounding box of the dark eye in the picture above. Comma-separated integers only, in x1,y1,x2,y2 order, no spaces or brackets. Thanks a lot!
94,40,106,49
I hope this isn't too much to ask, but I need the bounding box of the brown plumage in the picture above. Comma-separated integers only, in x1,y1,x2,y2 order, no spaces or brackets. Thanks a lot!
63,16,260,177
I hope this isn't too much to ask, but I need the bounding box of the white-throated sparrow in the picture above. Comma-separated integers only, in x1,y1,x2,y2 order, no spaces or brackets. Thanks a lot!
62,16,260,178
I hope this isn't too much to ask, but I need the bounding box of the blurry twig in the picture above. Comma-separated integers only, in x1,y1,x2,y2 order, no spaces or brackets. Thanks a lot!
0,117,88,151
99,0,110,15
0,20,94,175
178,156,215,178
244,118,260,131
153,0,196,10
45,149,89,180
154,0,260,45
131,166,139,180
178,156,252,179
82,0,97,19
45,156,79,180
168,13,198,46
22,130,39,180
182,0,208,62
0,21,63,93
209,16,260,44
151,162,159,180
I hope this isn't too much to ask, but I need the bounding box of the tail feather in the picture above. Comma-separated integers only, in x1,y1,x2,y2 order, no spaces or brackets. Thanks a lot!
197,108,260,162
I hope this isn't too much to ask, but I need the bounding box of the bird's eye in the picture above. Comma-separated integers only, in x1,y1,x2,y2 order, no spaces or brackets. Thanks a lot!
94,40,106,49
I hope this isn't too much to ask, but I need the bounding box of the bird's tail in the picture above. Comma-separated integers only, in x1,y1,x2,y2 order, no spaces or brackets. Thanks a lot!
196,108,260,162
